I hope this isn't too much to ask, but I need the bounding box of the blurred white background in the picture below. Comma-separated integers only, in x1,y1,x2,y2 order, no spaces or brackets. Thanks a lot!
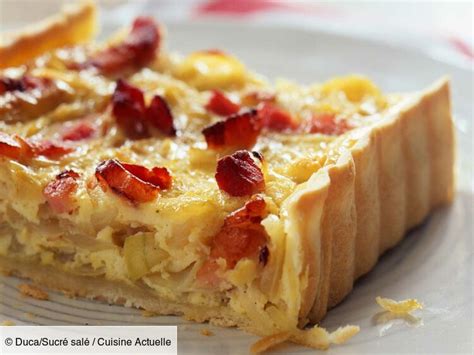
0,0,472,69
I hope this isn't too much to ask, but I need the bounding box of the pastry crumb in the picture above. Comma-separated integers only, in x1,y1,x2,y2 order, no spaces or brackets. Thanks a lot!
1,320,15,326
200,328,214,337
376,296,423,314
328,325,361,344
18,283,49,300
250,332,290,354
250,325,360,353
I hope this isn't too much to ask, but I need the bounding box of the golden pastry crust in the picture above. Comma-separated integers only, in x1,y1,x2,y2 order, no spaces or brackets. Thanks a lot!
292,78,454,321
0,0,96,68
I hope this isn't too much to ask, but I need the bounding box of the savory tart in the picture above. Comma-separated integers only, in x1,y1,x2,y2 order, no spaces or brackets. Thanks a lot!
0,1,454,347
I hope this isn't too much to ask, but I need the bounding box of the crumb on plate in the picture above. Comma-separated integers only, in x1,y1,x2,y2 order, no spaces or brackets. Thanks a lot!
250,332,291,354
1,320,15,326
18,283,49,301
328,325,361,345
376,296,423,314
250,325,360,353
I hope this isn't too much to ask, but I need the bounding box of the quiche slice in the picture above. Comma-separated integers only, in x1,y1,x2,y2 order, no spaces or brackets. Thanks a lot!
0,1,454,347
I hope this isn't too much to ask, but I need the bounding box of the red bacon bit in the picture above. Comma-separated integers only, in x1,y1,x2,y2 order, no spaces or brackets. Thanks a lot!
197,196,268,287
308,112,352,135
205,90,240,116
215,150,265,196
112,79,149,139
0,132,23,160
202,110,261,150
121,162,172,190
61,121,97,141
0,132,73,161
257,102,298,132
43,170,79,214
225,194,267,225
95,159,171,203
146,95,176,136
31,140,74,159
211,197,268,268
0,133,34,160
80,17,160,76
112,80,176,138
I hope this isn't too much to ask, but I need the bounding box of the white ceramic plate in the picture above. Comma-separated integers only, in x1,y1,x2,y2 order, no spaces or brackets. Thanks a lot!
1,22,472,354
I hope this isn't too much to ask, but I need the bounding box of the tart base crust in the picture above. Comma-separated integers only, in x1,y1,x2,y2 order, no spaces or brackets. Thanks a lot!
0,256,254,331
0,0,96,68
304,78,454,321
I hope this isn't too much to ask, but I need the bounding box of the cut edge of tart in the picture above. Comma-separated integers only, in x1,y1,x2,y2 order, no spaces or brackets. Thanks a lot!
0,2,455,350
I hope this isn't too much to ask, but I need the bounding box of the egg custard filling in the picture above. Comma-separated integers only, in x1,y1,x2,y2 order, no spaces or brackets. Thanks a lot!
0,5,455,347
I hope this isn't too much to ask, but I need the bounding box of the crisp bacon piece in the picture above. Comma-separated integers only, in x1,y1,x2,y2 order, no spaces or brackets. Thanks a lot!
121,162,172,190
31,140,74,159
257,102,298,132
113,81,176,138
0,132,72,161
202,110,261,150
212,196,268,268
197,196,269,287
215,150,265,196
205,90,240,116
225,194,267,225
0,133,34,160
80,17,160,76
308,112,352,135
0,132,23,160
146,95,176,136
95,159,171,203
112,79,149,139
43,170,80,214
61,121,97,141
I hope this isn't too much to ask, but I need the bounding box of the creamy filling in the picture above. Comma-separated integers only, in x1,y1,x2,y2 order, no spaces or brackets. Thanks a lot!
0,43,395,325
